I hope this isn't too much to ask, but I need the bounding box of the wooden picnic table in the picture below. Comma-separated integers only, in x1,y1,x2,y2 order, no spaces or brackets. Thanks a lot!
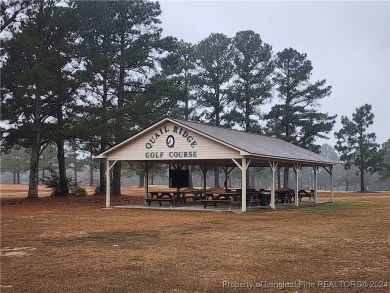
298,189,314,201
246,192,272,207
145,191,186,207
205,190,242,199
180,189,206,202
275,188,294,204
202,190,248,209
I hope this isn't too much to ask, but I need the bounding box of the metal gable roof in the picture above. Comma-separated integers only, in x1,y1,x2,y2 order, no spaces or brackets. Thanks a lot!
171,118,338,165
95,117,338,166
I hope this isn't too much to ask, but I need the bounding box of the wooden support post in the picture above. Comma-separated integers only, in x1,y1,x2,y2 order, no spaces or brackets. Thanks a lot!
145,170,148,201
223,166,228,189
293,163,301,206
106,160,110,208
269,161,278,209
330,166,334,202
105,160,118,208
323,166,334,202
313,165,319,204
232,158,249,212
241,157,247,213
141,163,152,203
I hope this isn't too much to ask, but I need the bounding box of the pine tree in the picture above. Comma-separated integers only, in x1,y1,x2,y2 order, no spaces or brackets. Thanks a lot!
227,30,273,132
335,104,384,191
194,33,234,187
1,1,80,197
75,0,167,195
195,33,234,126
265,48,336,187
161,39,198,120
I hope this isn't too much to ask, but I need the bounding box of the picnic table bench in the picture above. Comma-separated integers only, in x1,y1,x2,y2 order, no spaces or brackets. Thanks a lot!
202,191,253,210
248,193,271,207
200,199,232,209
298,189,314,201
201,197,254,210
180,189,206,202
145,197,174,207
145,191,186,207
201,191,238,209
275,188,294,204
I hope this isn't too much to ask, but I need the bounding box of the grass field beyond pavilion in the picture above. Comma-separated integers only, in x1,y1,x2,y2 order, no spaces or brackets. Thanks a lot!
1,184,389,292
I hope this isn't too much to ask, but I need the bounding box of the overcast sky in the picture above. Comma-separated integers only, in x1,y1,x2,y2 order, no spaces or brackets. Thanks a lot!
158,0,390,147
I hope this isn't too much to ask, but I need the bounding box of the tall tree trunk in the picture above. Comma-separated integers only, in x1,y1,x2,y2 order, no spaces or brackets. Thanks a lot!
27,2,44,199
245,94,250,132
99,160,106,193
214,167,220,187
112,137,123,194
112,34,126,196
56,139,69,195
98,113,107,193
55,49,69,195
215,87,220,126
56,105,69,195
28,143,40,198
213,88,221,188
186,165,193,188
139,172,144,187
360,167,366,191
89,151,94,186
112,162,122,195
99,74,109,193
73,147,77,184
283,166,290,188
244,96,251,188
15,158,20,183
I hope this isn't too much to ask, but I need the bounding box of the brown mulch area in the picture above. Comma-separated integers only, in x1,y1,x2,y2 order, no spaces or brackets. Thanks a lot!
0,184,150,208
0,193,144,208
1,185,390,292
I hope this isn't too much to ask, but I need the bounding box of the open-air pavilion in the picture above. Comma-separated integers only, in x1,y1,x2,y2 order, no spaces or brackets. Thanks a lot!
95,117,338,212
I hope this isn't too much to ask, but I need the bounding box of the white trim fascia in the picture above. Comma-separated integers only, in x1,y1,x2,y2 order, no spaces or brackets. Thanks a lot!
95,117,245,159
246,153,337,166
94,117,172,159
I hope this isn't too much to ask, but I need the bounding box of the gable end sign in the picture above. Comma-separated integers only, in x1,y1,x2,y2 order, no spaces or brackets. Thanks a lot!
145,124,198,159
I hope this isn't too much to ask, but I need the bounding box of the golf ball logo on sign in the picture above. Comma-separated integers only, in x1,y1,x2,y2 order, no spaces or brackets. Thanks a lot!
166,135,175,148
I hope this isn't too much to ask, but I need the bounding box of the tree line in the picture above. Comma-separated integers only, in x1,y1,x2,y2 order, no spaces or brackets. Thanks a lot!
1,0,388,197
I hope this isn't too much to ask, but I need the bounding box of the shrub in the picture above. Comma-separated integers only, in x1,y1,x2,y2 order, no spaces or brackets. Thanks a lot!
43,169,71,196
43,169,86,196
70,185,87,196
